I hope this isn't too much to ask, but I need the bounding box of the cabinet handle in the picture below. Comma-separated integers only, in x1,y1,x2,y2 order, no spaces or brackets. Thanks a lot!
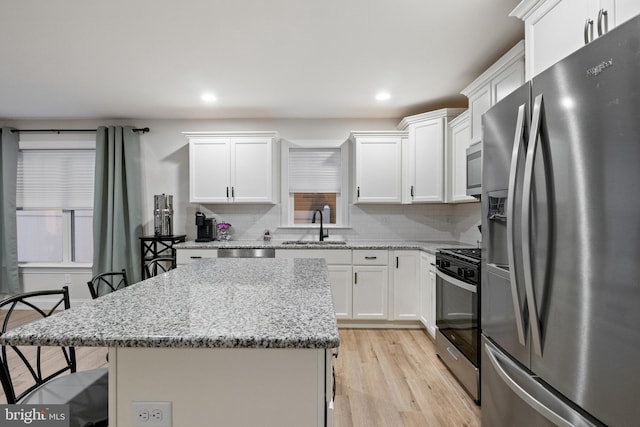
364,256,377,260
354,272,358,284
190,256,202,259
584,18,594,44
597,9,608,37
226,187,229,198
410,185,414,198
396,256,399,269
231,186,235,198
357,186,360,199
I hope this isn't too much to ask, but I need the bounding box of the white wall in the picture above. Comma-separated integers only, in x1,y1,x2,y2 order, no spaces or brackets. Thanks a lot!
7,117,482,252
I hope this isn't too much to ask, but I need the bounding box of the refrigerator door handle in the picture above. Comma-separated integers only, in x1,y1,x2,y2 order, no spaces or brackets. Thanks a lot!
522,94,544,356
484,341,600,427
506,103,528,346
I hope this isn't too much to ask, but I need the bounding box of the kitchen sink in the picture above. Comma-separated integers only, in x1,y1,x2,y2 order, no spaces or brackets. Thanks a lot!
281,240,347,246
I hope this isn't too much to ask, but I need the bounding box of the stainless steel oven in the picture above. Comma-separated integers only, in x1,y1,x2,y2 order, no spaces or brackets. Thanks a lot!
435,248,480,402
466,141,482,198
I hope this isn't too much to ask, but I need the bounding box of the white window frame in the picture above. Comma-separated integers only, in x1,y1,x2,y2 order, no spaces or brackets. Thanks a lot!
17,138,95,268
280,139,350,228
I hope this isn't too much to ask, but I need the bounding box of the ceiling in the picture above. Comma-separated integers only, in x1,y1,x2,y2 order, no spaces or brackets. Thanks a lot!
0,0,523,120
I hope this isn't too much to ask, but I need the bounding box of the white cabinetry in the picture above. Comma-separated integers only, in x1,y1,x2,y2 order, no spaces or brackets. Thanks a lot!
350,131,407,204
276,249,353,319
446,111,476,203
461,41,525,144
392,251,421,320
186,131,278,204
512,0,640,79
176,248,217,266
352,250,388,319
419,252,437,339
398,109,465,203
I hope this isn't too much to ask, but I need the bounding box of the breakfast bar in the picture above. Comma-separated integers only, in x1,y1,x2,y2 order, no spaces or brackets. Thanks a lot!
1,258,340,427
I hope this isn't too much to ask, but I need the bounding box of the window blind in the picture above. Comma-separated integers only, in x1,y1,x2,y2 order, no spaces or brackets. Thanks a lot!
17,149,95,209
289,148,341,192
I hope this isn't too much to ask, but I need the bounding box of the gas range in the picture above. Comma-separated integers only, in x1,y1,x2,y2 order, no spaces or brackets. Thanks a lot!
436,247,481,286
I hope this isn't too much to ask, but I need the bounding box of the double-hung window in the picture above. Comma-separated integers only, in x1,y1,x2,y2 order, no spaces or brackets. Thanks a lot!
16,141,95,265
281,140,349,227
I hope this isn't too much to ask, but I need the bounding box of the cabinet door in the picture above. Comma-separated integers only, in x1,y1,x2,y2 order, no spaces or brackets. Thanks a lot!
328,265,353,319
609,0,640,27
448,112,476,203
392,251,420,320
352,266,388,319
230,137,273,203
189,139,231,203
468,85,491,143
409,119,445,202
420,252,436,339
354,137,402,203
524,0,592,78
176,249,218,266
492,60,525,104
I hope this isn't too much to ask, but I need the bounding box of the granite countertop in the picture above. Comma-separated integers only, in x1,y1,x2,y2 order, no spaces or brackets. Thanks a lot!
0,258,339,350
175,239,476,254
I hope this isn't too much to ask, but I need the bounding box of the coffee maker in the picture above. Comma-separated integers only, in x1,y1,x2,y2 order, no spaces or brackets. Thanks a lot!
195,212,216,242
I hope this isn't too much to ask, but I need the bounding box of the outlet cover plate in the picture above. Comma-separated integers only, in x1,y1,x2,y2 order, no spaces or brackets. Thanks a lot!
131,401,172,427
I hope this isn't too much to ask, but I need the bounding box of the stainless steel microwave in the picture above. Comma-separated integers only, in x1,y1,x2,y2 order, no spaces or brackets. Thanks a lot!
466,141,482,198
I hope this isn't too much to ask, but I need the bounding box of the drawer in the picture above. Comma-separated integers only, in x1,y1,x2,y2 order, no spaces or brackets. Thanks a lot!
176,248,218,265
352,250,388,265
275,249,352,265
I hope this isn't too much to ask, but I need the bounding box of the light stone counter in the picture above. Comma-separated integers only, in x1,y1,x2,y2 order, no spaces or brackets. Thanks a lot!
0,258,339,349
175,239,476,254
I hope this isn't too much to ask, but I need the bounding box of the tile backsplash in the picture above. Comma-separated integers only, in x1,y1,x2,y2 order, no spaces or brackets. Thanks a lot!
188,202,481,245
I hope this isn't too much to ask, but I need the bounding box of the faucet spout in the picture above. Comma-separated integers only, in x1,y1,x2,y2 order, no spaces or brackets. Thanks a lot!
312,209,325,241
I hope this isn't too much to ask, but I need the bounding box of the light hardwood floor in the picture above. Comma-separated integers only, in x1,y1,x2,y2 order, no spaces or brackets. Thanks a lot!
334,329,480,427
1,326,480,426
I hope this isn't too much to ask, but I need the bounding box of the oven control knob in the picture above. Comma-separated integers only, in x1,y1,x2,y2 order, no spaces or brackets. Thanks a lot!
457,267,466,276
440,260,450,268
465,270,475,278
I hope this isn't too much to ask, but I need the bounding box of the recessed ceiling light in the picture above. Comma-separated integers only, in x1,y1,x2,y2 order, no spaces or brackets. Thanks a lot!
375,92,391,101
201,92,217,103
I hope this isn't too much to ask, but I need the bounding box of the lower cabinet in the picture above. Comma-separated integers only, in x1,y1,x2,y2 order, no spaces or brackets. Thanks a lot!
420,252,437,338
175,248,218,266
276,249,353,320
352,250,389,319
327,265,353,319
352,265,388,319
392,251,421,320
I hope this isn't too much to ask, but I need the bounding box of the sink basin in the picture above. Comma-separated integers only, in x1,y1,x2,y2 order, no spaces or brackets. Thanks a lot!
281,240,347,246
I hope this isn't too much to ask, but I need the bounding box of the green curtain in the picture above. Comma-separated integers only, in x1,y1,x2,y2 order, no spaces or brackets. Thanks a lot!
0,128,20,294
92,126,143,285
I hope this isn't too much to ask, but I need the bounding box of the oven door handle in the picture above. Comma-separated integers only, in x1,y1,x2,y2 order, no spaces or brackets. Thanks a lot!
436,269,477,293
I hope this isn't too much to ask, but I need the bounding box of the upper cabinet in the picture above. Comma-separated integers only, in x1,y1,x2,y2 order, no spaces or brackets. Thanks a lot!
398,108,465,203
512,0,640,79
461,41,525,144
446,111,476,203
186,131,279,204
349,131,407,204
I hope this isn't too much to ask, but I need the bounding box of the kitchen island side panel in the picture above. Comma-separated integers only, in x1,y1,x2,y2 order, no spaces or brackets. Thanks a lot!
114,347,326,427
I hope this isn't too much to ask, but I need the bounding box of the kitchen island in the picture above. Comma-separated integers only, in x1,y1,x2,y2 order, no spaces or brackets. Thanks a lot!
1,258,339,427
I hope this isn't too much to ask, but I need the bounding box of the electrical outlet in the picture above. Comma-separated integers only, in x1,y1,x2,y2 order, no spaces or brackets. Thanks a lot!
131,402,172,427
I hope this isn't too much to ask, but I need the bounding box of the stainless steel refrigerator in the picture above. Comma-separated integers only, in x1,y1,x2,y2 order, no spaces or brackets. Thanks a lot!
481,13,640,427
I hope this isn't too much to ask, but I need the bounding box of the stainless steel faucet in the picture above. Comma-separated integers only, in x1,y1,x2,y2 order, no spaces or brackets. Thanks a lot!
312,209,328,241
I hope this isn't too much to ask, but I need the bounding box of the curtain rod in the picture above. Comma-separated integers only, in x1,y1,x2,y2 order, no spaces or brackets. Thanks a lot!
10,127,150,134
